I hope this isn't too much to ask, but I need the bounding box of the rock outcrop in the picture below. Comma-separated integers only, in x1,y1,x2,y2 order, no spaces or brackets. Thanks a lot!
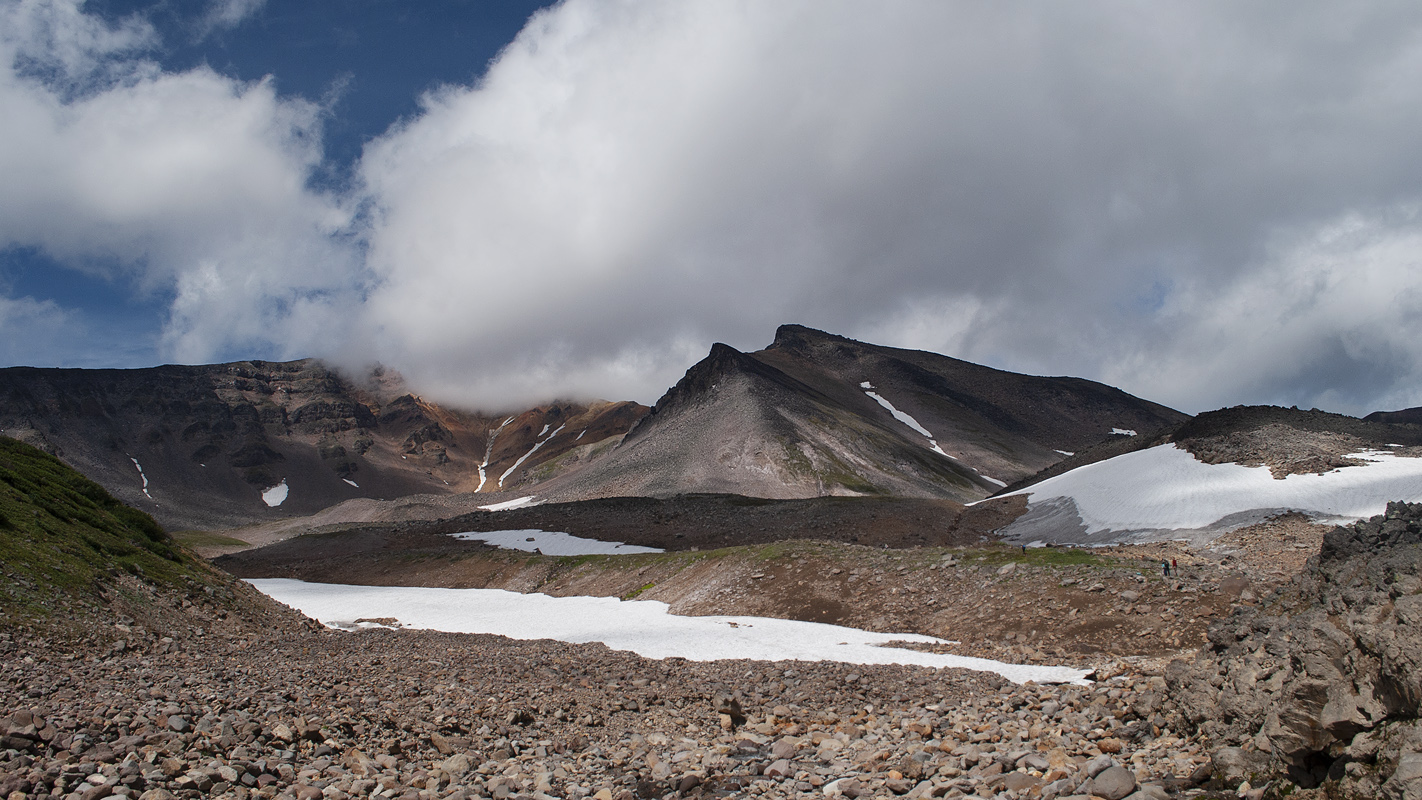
1166,501,1422,797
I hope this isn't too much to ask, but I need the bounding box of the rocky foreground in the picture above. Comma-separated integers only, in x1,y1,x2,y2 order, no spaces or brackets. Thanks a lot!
3,612,1206,800
1168,501,1422,799
3,430,1421,800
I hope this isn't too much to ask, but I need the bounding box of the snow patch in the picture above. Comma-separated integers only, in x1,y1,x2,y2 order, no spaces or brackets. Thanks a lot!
343,478,359,488
248,579,1090,685
476,417,515,493
1111,428,1138,437
499,424,564,488
859,381,874,389
1005,444,1422,536
864,390,934,438
479,496,537,511
450,529,663,556
128,457,152,500
1055,450,1075,456
980,475,1008,488
261,480,289,508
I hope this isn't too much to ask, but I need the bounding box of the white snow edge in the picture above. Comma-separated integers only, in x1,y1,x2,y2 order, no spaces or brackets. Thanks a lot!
261,480,289,508
248,580,1090,685
479,496,537,512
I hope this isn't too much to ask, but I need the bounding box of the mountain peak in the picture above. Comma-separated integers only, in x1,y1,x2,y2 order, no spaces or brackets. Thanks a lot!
643,342,754,418
770,324,854,350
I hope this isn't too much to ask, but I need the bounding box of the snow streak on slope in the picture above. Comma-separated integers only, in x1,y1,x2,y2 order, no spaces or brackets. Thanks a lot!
249,580,1089,685
861,382,933,437
476,416,514,493
858,383,1007,484
1004,444,1422,538
859,381,953,459
128,457,152,500
499,424,564,488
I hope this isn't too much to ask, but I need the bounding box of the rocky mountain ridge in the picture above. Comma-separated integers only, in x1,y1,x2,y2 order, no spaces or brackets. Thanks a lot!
0,360,645,530
531,325,1188,504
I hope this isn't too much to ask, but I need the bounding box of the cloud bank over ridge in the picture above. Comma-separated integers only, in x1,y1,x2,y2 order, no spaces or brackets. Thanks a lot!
4,0,1422,415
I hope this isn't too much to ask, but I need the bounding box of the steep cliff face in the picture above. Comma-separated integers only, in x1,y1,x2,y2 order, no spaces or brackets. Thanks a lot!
1166,502,1422,797
0,360,645,530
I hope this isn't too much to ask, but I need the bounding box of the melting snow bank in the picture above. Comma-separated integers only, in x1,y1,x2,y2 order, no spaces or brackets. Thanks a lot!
248,579,1090,685
478,495,537,511
450,529,663,556
1001,444,1422,544
261,480,288,508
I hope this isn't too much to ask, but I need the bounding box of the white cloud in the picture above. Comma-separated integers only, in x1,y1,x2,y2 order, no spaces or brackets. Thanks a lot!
199,0,266,35
0,292,72,365
7,0,1422,416
0,0,362,367
1107,212,1422,414
352,1,1422,412
1,0,155,84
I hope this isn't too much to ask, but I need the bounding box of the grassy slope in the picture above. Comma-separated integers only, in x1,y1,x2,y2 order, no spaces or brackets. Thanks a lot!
0,435,208,625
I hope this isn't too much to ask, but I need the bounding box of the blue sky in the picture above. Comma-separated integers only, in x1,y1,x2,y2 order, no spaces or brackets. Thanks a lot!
2,0,551,366
4,1,1422,416
83,0,552,174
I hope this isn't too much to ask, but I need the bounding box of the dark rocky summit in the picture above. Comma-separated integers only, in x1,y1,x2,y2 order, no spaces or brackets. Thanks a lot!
1166,501,1422,798
540,326,1188,505
1365,407,1422,427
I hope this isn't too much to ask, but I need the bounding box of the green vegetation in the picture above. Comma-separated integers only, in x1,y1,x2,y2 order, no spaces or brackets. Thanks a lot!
170,529,251,549
621,582,656,600
0,436,205,623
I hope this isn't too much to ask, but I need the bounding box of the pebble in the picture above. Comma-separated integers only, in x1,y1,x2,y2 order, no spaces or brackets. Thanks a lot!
0,584,1207,800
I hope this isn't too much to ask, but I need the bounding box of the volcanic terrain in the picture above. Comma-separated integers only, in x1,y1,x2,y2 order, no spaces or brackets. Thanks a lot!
6,329,1422,800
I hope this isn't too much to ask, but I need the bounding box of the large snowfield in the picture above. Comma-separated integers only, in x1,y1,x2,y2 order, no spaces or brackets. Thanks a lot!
249,579,1090,685
1003,444,1422,540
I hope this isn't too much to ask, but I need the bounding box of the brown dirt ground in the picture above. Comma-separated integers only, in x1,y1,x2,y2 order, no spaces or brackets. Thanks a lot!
216,508,1327,672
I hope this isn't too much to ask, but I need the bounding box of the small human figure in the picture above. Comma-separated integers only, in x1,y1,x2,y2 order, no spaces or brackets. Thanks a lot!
1171,558,1178,575
1021,545,1026,554
1162,560,1169,577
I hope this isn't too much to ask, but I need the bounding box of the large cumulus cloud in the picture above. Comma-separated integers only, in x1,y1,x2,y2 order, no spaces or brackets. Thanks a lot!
354,0,1422,413
0,0,361,367
7,0,1422,415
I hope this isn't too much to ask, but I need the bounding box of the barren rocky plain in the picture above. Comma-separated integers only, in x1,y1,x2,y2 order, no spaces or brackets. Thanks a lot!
6,435,1422,800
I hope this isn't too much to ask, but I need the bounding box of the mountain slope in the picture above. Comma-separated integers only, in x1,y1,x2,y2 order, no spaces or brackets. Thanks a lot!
757,324,1188,485
0,360,645,530
536,326,1188,503
0,435,293,635
1364,405,1422,426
